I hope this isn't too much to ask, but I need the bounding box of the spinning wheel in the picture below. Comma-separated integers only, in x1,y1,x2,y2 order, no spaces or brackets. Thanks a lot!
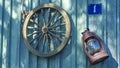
22,3,71,57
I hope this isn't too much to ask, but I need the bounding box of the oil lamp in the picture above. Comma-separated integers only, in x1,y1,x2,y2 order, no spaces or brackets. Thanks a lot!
82,29,109,64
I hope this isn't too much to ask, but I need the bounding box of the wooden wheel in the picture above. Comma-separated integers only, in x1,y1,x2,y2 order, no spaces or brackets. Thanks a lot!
22,3,71,57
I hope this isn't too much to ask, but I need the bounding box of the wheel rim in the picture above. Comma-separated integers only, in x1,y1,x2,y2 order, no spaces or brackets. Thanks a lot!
22,3,71,57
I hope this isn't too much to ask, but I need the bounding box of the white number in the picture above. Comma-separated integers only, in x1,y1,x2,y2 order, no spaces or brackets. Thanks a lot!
93,5,96,13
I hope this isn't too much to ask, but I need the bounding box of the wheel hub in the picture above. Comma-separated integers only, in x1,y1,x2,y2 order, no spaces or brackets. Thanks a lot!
42,26,48,34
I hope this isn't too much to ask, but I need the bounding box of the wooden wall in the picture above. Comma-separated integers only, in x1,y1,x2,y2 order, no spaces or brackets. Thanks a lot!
0,0,119,68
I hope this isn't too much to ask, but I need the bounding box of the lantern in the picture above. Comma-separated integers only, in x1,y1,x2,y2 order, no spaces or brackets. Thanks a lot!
82,29,109,64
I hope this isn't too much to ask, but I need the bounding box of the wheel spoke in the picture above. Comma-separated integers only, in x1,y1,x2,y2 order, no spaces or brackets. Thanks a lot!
45,34,50,52
42,34,46,52
41,9,46,25
47,8,51,26
48,8,50,12
47,10,57,26
50,29,65,33
45,34,49,46
27,26,40,30
48,34,55,51
49,23,66,29
38,16,43,28
30,19,40,27
27,31,40,37
29,33,42,44
51,15,63,27
48,31,62,42
34,33,44,48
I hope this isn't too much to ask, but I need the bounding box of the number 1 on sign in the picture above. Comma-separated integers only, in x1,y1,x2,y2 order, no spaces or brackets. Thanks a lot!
93,5,96,13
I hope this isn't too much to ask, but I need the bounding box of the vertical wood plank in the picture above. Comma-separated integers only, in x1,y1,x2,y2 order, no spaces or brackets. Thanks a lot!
2,0,11,68
117,0,120,68
16,0,21,68
61,0,77,68
102,0,109,68
20,38,29,68
10,0,21,68
77,0,87,68
20,0,29,68
0,0,3,68
106,0,118,68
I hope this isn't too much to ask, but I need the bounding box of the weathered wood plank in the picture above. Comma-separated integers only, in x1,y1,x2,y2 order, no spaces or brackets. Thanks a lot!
102,0,109,68
117,0,120,68
60,0,77,68
20,39,29,68
2,0,12,68
10,0,21,68
20,0,29,68
0,0,3,68
15,1,21,67
76,0,87,68
106,0,118,68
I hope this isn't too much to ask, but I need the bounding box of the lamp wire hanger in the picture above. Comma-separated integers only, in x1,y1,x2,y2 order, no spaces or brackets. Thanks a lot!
86,0,89,31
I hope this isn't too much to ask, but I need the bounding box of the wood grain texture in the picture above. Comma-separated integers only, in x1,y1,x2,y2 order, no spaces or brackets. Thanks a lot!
77,0,87,68
20,0,29,68
117,0,120,68
61,0,76,68
106,0,118,68
10,0,21,68
2,0,11,68
0,0,119,68
0,0,3,68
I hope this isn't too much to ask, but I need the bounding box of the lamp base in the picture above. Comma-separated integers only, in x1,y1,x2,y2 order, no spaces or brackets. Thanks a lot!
89,51,109,65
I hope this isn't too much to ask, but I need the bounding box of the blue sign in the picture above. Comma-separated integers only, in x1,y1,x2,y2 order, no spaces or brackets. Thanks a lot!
88,4,102,14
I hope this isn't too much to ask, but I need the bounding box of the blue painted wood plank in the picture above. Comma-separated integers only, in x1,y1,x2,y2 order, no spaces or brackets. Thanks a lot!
60,0,77,68
2,0,12,68
106,0,118,68
9,0,21,68
117,0,120,68
20,0,29,68
101,0,110,68
60,0,72,68
16,1,22,67
20,39,29,68
0,0,3,68
76,0,87,68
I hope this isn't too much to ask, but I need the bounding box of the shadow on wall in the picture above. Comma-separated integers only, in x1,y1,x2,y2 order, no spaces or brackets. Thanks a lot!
105,42,118,68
